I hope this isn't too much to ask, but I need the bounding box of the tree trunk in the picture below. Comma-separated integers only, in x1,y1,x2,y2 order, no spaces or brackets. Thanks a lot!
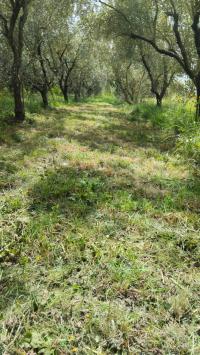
12,60,25,122
196,85,200,120
63,87,69,103
124,91,133,105
59,82,69,103
74,90,81,102
156,94,162,107
41,89,49,108
4,1,30,123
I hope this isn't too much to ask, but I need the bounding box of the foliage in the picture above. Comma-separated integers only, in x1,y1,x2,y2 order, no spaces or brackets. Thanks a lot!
99,0,200,118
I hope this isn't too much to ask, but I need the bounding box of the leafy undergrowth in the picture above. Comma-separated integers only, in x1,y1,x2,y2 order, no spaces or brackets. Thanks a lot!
0,101,200,354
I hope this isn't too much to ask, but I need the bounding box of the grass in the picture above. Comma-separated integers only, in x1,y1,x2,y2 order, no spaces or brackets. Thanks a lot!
0,96,200,354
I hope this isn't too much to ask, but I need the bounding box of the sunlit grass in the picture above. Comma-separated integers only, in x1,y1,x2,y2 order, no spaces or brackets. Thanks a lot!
0,97,200,354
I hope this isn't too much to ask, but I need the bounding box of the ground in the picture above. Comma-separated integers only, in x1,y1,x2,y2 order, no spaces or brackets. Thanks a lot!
0,100,200,354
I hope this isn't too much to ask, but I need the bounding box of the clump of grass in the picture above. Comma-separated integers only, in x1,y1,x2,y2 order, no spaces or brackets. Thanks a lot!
0,90,14,119
25,93,41,114
130,101,196,132
130,101,200,167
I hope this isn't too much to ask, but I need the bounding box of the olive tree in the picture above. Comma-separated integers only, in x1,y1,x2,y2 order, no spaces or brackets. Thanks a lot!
110,45,149,104
24,0,73,106
99,0,200,119
0,0,32,122
140,46,176,107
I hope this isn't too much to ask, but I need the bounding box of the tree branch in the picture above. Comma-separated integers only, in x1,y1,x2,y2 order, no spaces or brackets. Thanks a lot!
192,11,200,58
0,12,9,35
99,0,195,81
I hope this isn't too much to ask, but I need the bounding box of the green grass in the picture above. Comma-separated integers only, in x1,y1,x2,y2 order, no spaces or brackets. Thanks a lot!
130,101,196,132
0,98,200,354
85,93,123,106
131,101,200,166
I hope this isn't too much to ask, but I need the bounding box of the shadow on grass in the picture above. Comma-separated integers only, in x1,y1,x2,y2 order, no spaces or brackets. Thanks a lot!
0,102,174,160
49,104,176,153
28,166,110,216
1,164,200,314
28,165,200,219
62,120,175,153
0,274,28,313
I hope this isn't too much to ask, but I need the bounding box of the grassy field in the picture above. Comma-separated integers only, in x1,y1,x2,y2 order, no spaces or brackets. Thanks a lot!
0,98,200,354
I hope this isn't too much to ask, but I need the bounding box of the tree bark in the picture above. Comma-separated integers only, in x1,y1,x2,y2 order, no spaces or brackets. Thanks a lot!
40,89,49,108
12,57,25,122
74,90,81,102
196,85,200,120
64,92,69,103
0,0,31,123
156,94,162,107
62,86,69,103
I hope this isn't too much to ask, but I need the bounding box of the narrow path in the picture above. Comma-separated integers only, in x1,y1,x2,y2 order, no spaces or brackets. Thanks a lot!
1,102,200,354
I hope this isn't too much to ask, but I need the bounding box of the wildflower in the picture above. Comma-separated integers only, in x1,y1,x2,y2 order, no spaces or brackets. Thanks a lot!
71,347,78,352
68,335,75,342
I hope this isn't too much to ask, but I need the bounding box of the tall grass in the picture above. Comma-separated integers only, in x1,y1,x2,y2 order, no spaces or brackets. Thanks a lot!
0,90,42,119
0,90,14,120
130,100,200,165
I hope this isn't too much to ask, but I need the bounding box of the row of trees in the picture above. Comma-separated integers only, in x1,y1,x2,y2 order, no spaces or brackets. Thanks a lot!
0,0,106,122
0,0,199,122
99,0,200,118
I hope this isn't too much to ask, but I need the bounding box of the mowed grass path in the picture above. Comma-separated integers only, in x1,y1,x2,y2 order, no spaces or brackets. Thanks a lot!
0,101,200,354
